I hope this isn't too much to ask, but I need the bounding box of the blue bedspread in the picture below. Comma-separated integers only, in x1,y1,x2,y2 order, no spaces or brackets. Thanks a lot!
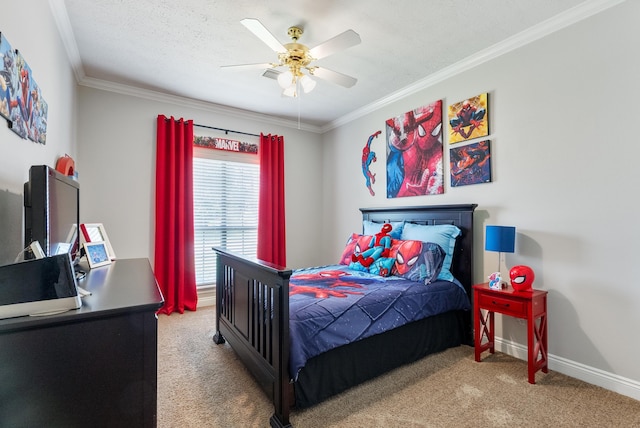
288,264,470,380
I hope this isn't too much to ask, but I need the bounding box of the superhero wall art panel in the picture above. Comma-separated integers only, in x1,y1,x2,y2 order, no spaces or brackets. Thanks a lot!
361,130,381,196
448,93,488,144
450,140,492,187
0,33,14,122
0,32,48,143
386,100,444,198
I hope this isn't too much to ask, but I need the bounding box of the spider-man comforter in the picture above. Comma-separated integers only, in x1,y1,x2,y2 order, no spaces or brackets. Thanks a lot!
288,264,470,380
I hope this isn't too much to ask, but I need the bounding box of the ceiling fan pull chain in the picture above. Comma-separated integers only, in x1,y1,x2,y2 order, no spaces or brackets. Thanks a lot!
297,83,302,129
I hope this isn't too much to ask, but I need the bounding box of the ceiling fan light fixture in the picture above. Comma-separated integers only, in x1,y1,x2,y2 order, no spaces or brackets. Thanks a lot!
277,70,294,89
300,74,316,93
282,84,297,98
225,19,361,99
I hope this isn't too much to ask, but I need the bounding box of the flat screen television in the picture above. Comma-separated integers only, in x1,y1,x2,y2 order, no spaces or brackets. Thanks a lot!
24,165,81,264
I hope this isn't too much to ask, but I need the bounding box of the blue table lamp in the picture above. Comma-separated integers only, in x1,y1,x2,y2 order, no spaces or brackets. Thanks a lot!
485,225,516,275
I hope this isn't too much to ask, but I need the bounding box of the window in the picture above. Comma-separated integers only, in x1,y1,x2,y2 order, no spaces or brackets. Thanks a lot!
193,148,259,287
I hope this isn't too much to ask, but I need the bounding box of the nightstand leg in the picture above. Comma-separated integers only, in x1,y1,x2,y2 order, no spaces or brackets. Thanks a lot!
527,312,549,383
488,311,495,354
475,308,494,361
541,313,549,374
536,313,549,374
527,312,535,383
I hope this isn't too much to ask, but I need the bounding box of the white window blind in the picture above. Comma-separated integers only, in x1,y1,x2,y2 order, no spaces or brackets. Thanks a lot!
193,155,259,287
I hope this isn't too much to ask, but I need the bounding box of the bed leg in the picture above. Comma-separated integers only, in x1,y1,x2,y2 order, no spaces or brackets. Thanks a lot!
212,332,225,344
269,414,292,428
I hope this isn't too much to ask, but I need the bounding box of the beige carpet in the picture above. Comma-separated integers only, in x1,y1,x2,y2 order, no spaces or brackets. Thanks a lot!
157,307,640,428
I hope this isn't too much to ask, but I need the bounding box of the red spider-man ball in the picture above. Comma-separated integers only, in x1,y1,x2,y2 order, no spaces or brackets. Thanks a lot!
509,265,535,291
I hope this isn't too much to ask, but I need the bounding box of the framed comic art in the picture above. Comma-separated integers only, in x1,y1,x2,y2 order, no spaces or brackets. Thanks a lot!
0,33,14,122
386,100,444,198
450,140,492,187
448,93,489,144
1,32,48,144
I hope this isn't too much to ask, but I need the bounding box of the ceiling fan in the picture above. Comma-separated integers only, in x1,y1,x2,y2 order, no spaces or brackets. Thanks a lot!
222,18,361,97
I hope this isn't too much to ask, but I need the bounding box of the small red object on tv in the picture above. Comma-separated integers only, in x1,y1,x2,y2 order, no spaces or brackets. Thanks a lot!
55,155,75,176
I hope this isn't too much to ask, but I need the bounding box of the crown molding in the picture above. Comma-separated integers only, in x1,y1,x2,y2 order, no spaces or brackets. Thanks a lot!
321,0,627,133
49,0,85,82
78,77,323,133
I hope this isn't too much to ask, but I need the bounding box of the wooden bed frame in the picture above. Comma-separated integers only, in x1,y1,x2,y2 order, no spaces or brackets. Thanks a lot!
213,204,477,428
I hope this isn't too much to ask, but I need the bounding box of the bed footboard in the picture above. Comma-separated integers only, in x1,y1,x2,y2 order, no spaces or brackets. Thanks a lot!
212,247,293,428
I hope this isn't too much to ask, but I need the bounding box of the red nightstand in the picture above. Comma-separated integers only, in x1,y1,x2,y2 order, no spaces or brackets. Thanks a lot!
473,282,548,383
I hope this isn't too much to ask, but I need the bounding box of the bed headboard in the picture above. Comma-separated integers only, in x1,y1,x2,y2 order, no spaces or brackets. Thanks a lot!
360,204,477,297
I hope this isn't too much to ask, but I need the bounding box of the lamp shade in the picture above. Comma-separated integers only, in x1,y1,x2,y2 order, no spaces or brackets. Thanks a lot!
485,225,516,253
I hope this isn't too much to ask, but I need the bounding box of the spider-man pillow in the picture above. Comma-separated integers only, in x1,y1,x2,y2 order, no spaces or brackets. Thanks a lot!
389,239,446,284
400,223,461,282
338,233,373,265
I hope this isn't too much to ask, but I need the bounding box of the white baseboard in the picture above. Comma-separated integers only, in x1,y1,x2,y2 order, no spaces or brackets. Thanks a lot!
196,288,216,308
495,337,640,401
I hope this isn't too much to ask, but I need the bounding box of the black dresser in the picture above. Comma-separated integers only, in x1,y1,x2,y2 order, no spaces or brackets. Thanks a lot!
0,258,164,427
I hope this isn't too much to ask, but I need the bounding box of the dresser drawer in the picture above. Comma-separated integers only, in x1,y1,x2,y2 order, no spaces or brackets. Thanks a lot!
477,293,526,317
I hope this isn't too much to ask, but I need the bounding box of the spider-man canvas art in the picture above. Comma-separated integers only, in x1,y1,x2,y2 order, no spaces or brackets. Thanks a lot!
450,140,492,187
1,33,48,143
385,100,444,198
447,93,489,144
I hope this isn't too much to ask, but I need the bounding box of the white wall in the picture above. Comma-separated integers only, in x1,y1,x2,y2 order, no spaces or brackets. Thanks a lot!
0,1,78,264
76,86,323,269
320,1,640,397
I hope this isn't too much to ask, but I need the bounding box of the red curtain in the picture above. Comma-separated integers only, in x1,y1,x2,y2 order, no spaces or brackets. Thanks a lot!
154,115,198,314
257,133,286,267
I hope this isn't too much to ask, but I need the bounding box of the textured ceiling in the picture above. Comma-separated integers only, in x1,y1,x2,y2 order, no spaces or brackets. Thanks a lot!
54,0,601,129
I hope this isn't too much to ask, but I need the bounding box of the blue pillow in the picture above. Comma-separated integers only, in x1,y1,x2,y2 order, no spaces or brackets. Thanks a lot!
363,220,405,239
400,223,461,282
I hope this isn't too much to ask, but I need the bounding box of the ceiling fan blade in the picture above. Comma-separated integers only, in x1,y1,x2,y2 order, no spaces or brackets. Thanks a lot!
309,29,361,60
241,18,286,53
313,67,357,88
221,62,276,70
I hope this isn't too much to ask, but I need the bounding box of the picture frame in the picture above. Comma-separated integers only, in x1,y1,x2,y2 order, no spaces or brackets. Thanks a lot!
447,93,489,144
80,223,116,260
450,140,492,187
386,100,444,198
0,32,15,122
83,241,112,268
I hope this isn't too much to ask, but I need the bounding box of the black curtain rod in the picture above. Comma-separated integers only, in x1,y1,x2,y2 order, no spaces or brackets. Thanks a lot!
193,123,259,138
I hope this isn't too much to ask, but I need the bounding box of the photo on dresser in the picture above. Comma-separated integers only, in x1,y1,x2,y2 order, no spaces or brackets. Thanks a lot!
83,241,111,269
